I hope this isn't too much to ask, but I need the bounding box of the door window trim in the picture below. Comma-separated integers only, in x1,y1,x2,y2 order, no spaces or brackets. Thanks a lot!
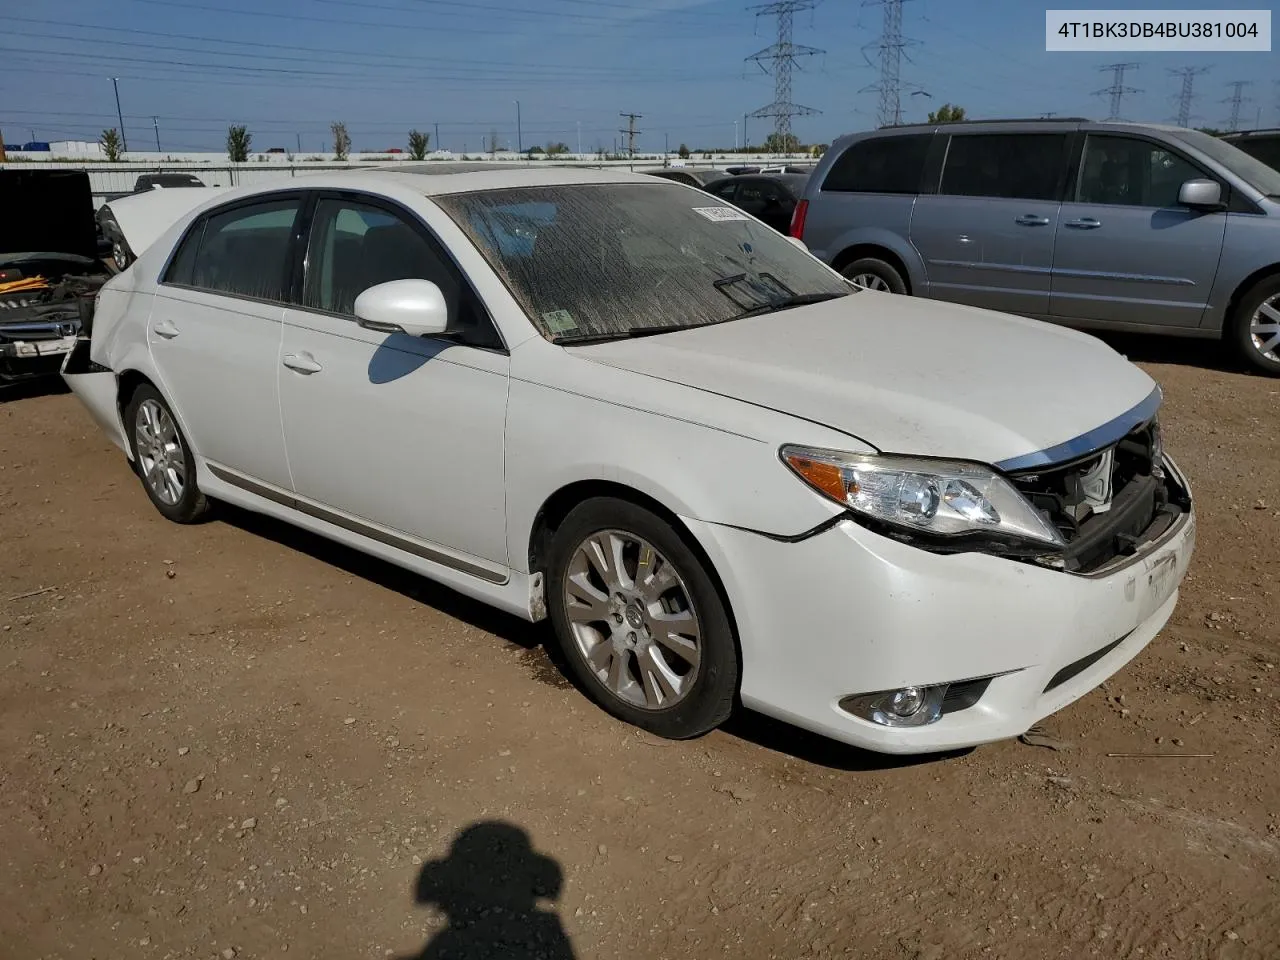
158,189,310,308
289,188,508,354
1068,131,1224,211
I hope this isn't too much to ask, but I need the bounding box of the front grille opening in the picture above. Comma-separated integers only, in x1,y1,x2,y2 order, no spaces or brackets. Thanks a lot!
1009,420,1188,574
1043,633,1130,693
940,677,992,715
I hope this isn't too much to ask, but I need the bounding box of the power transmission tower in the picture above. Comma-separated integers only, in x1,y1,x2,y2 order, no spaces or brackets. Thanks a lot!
1094,62,1141,121
618,112,642,157
745,0,823,147
1223,80,1253,132
862,0,915,128
1168,66,1210,128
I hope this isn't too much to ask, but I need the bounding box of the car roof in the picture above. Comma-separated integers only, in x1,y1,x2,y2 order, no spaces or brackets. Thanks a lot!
319,164,654,196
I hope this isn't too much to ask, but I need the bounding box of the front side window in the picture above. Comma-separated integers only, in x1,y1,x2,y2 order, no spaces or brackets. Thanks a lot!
939,134,1067,201
303,197,460,317
822,134,931,194
435,182,852,343
711,180,738,199
175,198,301,301
1076,135,1209,208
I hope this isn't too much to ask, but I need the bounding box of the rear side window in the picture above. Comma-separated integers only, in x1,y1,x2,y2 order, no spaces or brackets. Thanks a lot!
939,134,1068,201
164,198,301,302
821,135,931,194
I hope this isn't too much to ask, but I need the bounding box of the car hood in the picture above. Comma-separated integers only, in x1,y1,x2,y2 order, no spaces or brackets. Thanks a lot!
570,292,1157,467
102,186,231,258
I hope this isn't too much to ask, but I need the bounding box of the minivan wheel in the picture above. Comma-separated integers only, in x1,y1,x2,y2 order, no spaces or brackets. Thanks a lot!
1232,275,1280,375
125,384,210,523
840,256,907,295
545,497,738,740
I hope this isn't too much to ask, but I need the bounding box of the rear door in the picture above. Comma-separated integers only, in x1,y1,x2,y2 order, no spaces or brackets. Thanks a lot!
148,193,302,490
1049,132,1228,329
910,130,1072,315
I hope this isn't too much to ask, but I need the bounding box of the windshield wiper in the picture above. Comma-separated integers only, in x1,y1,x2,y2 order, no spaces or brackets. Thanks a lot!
731,291,848,319
555,323,705,345
554,293,848,346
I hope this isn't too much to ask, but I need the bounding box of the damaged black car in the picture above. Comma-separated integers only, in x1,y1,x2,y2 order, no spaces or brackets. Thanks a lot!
0,170,112,385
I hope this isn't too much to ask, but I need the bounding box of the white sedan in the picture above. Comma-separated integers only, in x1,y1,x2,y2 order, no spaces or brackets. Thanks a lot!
63,167,1195,754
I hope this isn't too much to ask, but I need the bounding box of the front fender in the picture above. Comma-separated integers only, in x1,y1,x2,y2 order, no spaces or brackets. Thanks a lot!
503,376,848,575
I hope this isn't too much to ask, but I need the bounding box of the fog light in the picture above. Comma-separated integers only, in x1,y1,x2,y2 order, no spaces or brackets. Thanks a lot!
887,686,925,717
839,685,946,728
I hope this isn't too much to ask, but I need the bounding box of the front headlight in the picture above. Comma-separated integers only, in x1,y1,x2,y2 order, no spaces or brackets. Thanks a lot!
780,445,1064,549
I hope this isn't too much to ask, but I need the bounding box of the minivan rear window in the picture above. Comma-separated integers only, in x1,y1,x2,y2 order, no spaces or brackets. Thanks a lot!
939,133,1067,201
822,134,932,194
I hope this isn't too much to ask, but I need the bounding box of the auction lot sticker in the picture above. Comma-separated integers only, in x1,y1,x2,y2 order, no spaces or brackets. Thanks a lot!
1046,9,1271,51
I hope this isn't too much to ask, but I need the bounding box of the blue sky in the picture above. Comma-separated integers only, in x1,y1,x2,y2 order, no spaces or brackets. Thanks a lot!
0,0,1275,153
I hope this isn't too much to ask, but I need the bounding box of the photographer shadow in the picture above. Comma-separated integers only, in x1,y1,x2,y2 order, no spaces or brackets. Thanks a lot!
398,820,575,960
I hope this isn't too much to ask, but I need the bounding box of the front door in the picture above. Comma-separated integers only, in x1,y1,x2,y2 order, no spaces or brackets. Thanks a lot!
910,132,1071,316
277,193,511,570
1050,133,1228,329
148,195,302,490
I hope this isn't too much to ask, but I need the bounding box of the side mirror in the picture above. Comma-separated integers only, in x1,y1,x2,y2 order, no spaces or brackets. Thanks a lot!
354,279,449,337
1178,178,1223,210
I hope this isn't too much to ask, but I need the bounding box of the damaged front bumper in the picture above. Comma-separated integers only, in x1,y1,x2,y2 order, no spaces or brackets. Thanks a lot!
0,319,82,381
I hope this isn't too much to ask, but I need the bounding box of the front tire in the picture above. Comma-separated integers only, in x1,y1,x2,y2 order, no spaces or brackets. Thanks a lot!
1231,275,1280,375
546,498,738,740
840,256,907,294
125,384,209,523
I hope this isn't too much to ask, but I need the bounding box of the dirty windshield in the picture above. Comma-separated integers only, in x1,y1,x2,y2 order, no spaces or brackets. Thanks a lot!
435,182,852,343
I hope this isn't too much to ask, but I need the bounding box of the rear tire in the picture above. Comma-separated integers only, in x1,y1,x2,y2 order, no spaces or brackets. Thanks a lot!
840,256,907,295
546,497,738,740
125,384,209,523
1230,275,1280,376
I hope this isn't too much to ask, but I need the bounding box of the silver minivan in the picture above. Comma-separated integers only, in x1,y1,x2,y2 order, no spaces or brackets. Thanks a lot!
794,119,1280,374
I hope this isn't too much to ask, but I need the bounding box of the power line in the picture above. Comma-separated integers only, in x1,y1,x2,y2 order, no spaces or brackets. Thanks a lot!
862,0,915,128
1168,66,1210,128
0,18,718,75
1094,62,1141,121
745,0,823,144
1223,80,1253,132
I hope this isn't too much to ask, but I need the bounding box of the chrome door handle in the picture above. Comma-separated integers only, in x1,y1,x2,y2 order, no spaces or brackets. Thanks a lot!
1014,214,1050,226
282,352,322,374
153,318,180,339
1064,218,1102,229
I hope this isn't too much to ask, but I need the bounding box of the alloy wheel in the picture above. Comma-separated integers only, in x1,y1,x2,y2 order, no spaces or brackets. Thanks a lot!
561,529,702,711
1249,294,1280,363
134,399,185,506
849,273,892,292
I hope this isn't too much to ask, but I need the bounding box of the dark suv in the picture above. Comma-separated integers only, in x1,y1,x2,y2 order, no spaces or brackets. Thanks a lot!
795,119,1280,374
1222,129,1280,173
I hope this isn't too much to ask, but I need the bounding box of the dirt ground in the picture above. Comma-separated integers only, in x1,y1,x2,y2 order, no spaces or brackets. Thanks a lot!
2,335,1277,960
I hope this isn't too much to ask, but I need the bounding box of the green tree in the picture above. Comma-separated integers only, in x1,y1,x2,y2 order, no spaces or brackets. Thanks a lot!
763,132,801,153
810,143,829,158
331,121,351,160
927,103,967,123
100,128,123,162
545,142,570,156
677,142,691,159
526,144,545,159
226,125,251,162
407,129,430,160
